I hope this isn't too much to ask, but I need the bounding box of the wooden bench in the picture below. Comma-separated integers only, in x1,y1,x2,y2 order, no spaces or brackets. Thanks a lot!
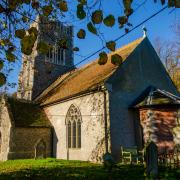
120,146,144,164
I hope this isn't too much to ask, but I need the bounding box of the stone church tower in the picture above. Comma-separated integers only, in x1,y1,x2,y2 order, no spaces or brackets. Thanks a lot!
17,16,74,101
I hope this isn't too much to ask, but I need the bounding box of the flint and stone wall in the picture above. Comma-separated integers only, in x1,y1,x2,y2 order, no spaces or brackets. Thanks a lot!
0,98,12,161
44,91,110,162
8,127,52,159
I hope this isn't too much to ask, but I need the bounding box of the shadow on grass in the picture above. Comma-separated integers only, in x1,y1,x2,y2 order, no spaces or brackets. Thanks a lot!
0,162,179,180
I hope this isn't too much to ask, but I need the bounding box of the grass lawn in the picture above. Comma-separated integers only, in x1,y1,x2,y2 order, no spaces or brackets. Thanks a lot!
0,158,179,180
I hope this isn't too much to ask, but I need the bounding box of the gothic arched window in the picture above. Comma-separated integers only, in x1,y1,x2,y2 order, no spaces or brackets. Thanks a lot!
66,104,82,149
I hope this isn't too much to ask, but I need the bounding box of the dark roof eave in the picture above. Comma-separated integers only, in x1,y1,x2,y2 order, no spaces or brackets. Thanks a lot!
130,103,180,109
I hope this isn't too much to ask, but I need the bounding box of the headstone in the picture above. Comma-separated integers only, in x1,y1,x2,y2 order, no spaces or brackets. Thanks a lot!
145,141,158,178
35,140,46,159
103,152,114,171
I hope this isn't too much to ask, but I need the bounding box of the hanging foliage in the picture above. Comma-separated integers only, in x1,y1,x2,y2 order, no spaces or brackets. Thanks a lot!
58,1,68,12
98,52,108,65
21,35,36,55
111,54,123,66
91,10,103,24
87,22,97,35
42,5,53,17
0,73,6,87
106,41,116,52
77,29,86,39
31,0,39,9
77,4,86,20
28,27,38,37
15,29,26,39
103,15,115,27
0,60,3,70
118,16,128,26
6,50,15,62
123,0,133,17
78,0,87,5
22,16,28,23
36,41,49,54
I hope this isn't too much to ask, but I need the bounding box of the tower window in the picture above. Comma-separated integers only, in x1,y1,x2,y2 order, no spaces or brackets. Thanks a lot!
46,46,65,66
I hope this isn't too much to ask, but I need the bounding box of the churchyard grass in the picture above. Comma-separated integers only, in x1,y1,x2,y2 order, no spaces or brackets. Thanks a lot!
0,158,179,179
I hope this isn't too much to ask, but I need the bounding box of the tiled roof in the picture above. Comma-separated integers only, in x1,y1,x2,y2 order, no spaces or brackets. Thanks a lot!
37,37,144,106
7,97,51,127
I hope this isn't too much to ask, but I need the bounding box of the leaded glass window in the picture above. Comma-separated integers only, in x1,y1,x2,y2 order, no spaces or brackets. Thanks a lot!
66,104,82,149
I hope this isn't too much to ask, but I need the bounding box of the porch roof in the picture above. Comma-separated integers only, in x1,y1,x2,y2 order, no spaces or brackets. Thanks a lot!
131,87,180,108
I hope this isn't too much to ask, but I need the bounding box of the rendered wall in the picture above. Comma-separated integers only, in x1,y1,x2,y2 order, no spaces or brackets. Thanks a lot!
44,91,110,162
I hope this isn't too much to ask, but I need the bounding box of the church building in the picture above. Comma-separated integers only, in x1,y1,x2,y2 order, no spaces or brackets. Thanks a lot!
0,18,180,162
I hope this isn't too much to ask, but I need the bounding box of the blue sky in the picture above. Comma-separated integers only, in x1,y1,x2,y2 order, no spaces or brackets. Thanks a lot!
5,1,180,93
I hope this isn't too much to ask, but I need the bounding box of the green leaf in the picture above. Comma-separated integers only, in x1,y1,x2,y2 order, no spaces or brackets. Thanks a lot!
0,73,6,87
31,0,39,9
106,41,116,52
21,35,36,55
118,16,128,25
87,22,97,35
98,52,108,65
58,1,68,12
22,16,28,23
77,29,86,39
15,29,26,39
28,27,38,37
111,54,123,66
125,28,129,33
0,39,9,46
77,4,86,20
91,10,103,24
103,15,115,27
6,51,15,62
73,47,79,51
42,5,53,17
78,0,87,5
123,0,133,10
124,8,133,17
8,46,15,52
36,41,49,54
23,0,31,4
0,60,3,70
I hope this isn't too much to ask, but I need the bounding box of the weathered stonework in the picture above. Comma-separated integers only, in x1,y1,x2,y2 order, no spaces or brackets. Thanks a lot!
0,96,52,161
17,17,74,101
44,91,110,163
8,127,51,159
0,98,12,161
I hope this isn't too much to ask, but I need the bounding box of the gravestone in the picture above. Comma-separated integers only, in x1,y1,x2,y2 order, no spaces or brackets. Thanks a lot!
35,140,46,159
145,141,158,178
